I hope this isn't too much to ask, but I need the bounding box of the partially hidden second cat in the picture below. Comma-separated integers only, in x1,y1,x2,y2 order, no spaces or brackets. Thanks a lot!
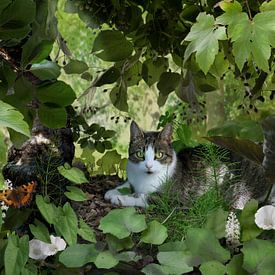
104,121,271,208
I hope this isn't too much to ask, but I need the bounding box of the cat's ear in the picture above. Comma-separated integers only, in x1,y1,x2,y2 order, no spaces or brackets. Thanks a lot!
159,124,173,143
130,121,144,140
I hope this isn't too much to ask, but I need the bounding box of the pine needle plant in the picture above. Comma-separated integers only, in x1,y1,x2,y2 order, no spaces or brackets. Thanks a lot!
146,143,233,241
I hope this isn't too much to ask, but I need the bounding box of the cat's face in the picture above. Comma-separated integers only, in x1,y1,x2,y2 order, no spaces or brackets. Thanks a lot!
128,121,174,175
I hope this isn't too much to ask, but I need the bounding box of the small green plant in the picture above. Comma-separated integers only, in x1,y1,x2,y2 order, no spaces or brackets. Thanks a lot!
146,144,231,240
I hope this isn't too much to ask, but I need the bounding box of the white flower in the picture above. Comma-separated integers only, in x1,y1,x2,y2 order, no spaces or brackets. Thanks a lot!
225,211,240,251
29,239,55,260
29,235,66,260
50,235,67,251
255,205,275,230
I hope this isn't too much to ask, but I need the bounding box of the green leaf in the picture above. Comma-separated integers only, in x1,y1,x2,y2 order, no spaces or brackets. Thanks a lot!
94,251,119,269
94,67,120,87
63,60,89,74
30,61,61,81
54,203,78,246
239,199,262,242
157,251,194,274
0,0,11,14
96,150,122,175
37,81,76,107
4,234,29,275
142,57,168,87
185,228,230,264
29,219,51,243
35,195,58,225
78,219,96,243
95,141,105,153
205,136,264,165
99,207,147,239
141,221,168,245
242,239,275,274
226,254,248,275
205,208,228,239
92,30,133,62
184,13,226,74
157,72,181,106
65,186,88,201
199,260,226,275
115,251,141,263
142,264,167,275
0,0,35,40
218,6,275,72
106,234,134,252
58,165,89,184
59,244,98,268
38,105,67,129
22,38,54,67
124,61,142,86
0,100,30,137
110,80,128,112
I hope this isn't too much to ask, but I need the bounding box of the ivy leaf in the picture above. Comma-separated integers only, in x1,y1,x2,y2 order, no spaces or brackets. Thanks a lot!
0,100,30,137
99,207,147,239
110,80,128,112
242,239,275,274
141,221,168,245
58,164,89,184
92,30,133,62
4,234,29,275
184,13,226,74
239,200,262,242
59,244,98,268
78,219,96,243
63,60,89,74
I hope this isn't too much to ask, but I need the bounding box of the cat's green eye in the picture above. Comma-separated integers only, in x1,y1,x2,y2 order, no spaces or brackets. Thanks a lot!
155,151,164,159
135,150,144,159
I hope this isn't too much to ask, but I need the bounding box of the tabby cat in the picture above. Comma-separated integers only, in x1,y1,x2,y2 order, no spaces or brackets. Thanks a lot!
104,121,272,209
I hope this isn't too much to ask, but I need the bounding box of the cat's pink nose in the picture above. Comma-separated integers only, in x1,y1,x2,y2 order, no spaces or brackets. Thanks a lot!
145,161,153,169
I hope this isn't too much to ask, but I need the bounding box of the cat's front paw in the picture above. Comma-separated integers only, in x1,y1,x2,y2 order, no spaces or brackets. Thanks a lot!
109,194,128,206
104,189,120,201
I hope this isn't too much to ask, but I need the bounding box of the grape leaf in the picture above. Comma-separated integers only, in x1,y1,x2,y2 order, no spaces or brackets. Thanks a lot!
184,13,226,74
